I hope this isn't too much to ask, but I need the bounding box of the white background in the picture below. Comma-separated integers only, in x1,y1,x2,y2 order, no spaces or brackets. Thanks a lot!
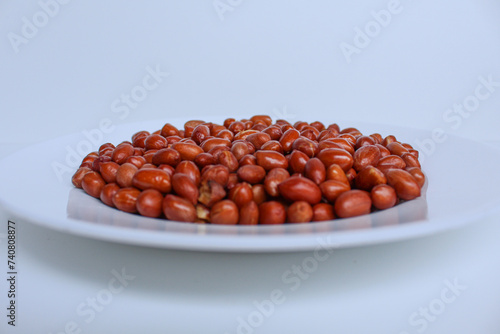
1,0,500,333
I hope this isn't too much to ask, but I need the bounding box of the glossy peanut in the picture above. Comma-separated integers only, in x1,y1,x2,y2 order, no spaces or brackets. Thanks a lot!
72,167,92,188
317,148,354,172
145,134,167,150
260,140,283,153
263,168,290,197
229,182,254,208
371,184,397,210
200,138,232,152
237,165,266,184
162,194,197,222
172,173,199,205
278,176,322,205
262,126,282,141
292,137,319,157
210,200,239,225
136,189,164,217
325,164,350,186
239,154,257,166
112,187,141,213
114,163,138,188
334,190,372,218
250,115,272,126
246,132,271,150
312,203,335,221
231,141,250,161
354,166,387,191
218,150,239,172
353,145,381,172
132,169,172,193
227,173,239,190
191,124,211,145
151,148,180,167
386,169,421,200
377,155,406,169
288,150,310,174
355,135,376,149
259,201,286,224
252,184,267,205
287,201,313,223
279,128,300,153
100,183,120,207
304,158,326,185
160,123,179,137
171,142,204,161
201,165,229,187
406,167,425,189
111,143,135,164
99,161,119,183
239,201,259,225
175,160,201,186
319,180,350,203
387,142,409,157
375,144,391,158
194,153,217,169
401,152,421,168
255,150,289,171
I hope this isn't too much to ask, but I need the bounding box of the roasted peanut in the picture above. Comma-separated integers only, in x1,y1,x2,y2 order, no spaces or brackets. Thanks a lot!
312,203,335,221
292,137,319,157
259,201,286,224
99,161,120,183
386,169,421,200
210,200,239,225
386,142,409,157
112,187,141,213
401,152,421,168
218,150,239,172
111,143,135,164
136,189,164,217
334,190,372,218
246,132,271,150
287,201,313,223
353,145,381,172
239,201,259,225
152,148,181,167
162,194,197,222
160,123,179,137
377,155,406,169
198,180,227,207
319,180,350,203
145,134,167,150
255,150,289,171
237,165,266,184
304,158,326,185
201,165,229,187
354,166,387,191
317,148,354,172
172,173,199,205
172,142,204,161
371,184,397,210
252,184,267,205
264,168,290,197
279,128,300,153
288,150,310,174
175,160,201,186
100,183,120,207
406,167,426,189
132,169,172,193
325,164,350,186
278,176,322,204
72,167,92,188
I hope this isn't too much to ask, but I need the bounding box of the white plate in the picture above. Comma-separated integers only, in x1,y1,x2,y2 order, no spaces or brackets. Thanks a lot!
1,118,499,252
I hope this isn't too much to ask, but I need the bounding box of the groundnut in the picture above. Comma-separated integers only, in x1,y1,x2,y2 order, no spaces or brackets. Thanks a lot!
386,169,421,200
255,150,289,171
99,143,115,155
200,138,232,152
145,134,167,150
218,150,239,172
312,203,335,221
201,165,229,187
409,149,419,158
81,171,106,198
172,173,199,205
287,201,313,223
250,115,272,126
318,140,343,152
334,190,372,218
406,167,426,189
354,166,387,191
353,145,381,172
132,169,172,193
369,133,383,144
327,123,341,133
346,168,357,185
371,184,397,210
111,143,135,164
231,141,250,161
157,164,175,177
194,153,217,169
301,128,319,141
175,160,201,186
325,164,350,186
100,183,120,207
319,180,350,203
162,194,197,222
113,187,141,213
382,135,397,147
292,137,319,157
278,176,322,205
136,189,164,217
143,150,158,164
279,128,300,153
151,148,181,167
252,184,267,205
234,129,259,141
401,152,421,168
99,161,120,183
172,142,204,161
239,201,259,225
264,168,290,197
239,154,257,166
262,126,282,141
288,150,310,174
327,138,355,156
196,204,211,222
125,156,146,169
237,165,266,184
228,121,246,134
210,200,239,225
198,180,227,207
375,144,391,158
246,132,271,150
355,135,376,149
160,123,179,137
260,140,283,153
304,158,326,185
259,201,286,224
191,124,211,145
228,182,254,208
387,142,409,157
338,133,357,146
377,155,406,169
227,173,239,190
91,155,111,172
317,148,354,172
72,167,92,188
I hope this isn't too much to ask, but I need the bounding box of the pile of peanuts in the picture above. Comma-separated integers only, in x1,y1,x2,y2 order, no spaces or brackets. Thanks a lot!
72,115,425,225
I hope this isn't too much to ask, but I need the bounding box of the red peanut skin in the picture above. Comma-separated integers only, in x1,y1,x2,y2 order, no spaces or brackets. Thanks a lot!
278,176,322,205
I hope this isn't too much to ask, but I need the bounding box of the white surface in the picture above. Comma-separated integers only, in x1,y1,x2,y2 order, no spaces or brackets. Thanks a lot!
1,120,500,254
1,0,500,333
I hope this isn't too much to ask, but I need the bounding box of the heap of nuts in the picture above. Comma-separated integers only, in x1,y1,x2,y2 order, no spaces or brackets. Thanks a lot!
71,115,425,225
